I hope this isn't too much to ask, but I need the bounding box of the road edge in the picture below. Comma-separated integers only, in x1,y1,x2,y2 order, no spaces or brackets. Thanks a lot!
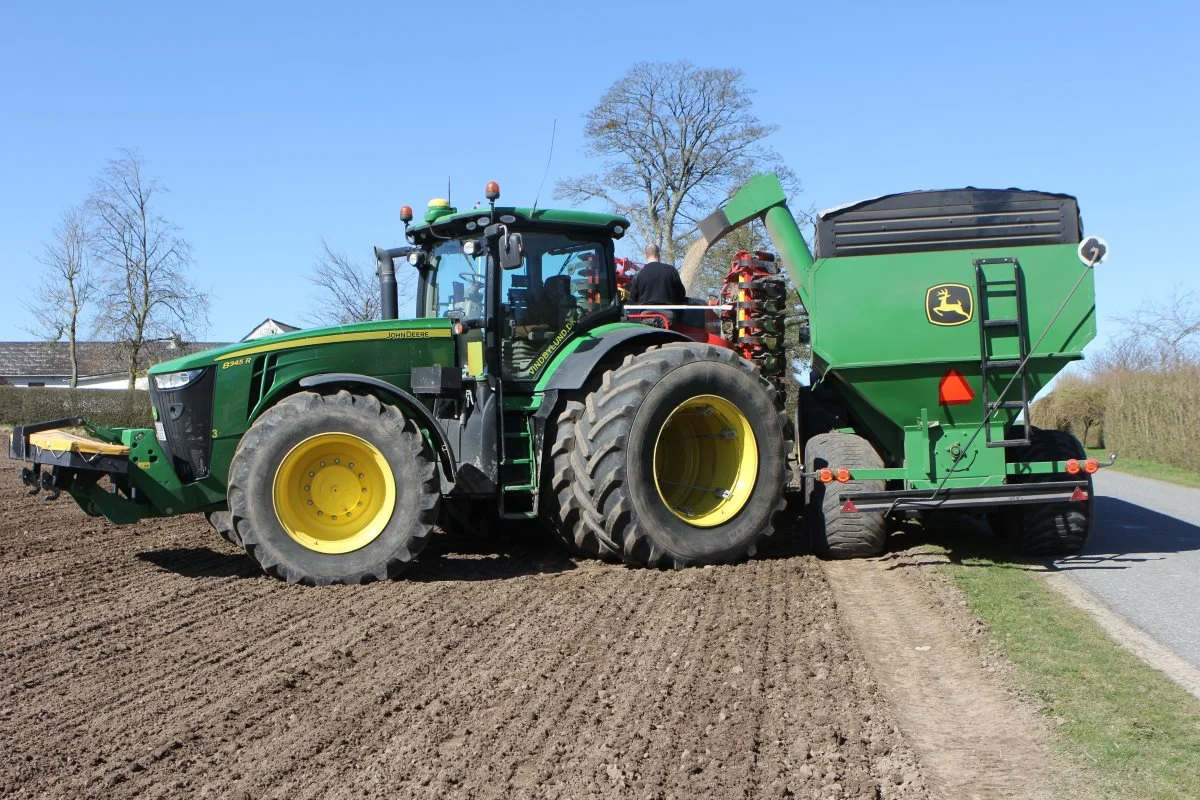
1042,571,1200,701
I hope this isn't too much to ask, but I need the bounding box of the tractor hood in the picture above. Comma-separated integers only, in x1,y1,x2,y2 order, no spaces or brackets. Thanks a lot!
148,318,454,375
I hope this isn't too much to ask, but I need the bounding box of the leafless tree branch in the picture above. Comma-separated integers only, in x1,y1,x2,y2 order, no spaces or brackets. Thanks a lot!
557,61,799,265
304,240,413,327
88,149,210,387
1095,290,1200,372
24,206,95,387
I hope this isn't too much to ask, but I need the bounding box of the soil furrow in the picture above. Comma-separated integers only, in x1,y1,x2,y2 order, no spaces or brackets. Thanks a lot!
0,476,938,799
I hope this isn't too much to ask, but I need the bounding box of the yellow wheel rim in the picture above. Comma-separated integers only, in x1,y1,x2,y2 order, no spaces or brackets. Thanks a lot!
653,394,758,528
273,433,396,554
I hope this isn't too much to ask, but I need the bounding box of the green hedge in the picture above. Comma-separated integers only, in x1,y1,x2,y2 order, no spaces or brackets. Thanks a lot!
1103,367,1200,473
0,386,153,429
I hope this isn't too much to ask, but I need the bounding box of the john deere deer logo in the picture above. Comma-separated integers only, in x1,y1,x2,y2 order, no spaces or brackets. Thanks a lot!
926,284,973,326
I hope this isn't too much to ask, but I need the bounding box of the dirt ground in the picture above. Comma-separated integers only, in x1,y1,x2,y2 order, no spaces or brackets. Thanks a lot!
0,470,937,800
823,551,1057,800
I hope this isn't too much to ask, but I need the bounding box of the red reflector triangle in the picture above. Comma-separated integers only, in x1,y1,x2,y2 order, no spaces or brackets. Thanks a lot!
1070,487,1089,502
841,500,858,513
939,369,975,405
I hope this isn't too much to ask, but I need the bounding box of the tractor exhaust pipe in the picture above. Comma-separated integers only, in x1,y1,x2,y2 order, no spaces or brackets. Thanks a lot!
375,246,412,321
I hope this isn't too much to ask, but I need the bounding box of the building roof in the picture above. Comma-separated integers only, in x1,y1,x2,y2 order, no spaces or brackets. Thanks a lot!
0,340,226,378
242,318,300,341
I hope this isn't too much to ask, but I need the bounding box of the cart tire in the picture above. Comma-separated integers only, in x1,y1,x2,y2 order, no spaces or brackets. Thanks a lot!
805,432,888,558
1008,428,1092,556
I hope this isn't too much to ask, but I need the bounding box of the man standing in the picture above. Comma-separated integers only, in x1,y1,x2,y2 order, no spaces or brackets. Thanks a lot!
626,244,686,310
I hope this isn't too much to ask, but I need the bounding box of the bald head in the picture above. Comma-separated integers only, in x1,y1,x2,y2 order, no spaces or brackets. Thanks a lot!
643,243,661,262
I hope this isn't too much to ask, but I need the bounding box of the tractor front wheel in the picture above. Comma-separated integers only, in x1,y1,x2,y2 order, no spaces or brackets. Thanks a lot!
574,343,787,568
228,390,440,585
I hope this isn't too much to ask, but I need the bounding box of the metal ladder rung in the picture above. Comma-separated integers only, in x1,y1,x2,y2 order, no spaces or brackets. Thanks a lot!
975,257,1031,449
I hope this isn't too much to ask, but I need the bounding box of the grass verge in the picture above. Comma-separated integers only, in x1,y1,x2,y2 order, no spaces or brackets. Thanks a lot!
1087,448,1200,489
938,550,1200,799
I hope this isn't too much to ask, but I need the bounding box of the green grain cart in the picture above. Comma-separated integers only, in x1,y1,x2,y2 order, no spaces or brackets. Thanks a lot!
10,176,1106,583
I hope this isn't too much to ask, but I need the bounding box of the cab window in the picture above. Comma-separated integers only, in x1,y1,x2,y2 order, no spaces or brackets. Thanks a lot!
421,239,486,320
500,232,614,380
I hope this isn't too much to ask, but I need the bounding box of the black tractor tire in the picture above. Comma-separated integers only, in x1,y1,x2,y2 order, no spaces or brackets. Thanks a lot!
541,399,621,561
228,390,440,585
574,343,788,569
1005,428,1092,556
205,509,242,548
804,432,888,559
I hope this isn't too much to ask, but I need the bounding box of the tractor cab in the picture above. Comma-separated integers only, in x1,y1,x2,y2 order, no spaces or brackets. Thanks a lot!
399,188,628,383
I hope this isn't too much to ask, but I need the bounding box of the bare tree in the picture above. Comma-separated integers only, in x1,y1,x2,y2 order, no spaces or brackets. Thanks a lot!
1111,290,1200,369
88,149,208,387
25,207,94,387
557,61,795,265
305,240,391,326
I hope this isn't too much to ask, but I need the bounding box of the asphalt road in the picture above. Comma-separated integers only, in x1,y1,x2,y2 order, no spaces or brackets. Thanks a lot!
1054,470,1200,669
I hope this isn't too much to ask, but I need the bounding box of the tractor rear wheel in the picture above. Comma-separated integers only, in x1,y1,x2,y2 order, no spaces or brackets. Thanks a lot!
574,343,787,568
228,390,440,585
542,399,621,561
1005,428,1092,556
804,432,888,558
205,510,242,548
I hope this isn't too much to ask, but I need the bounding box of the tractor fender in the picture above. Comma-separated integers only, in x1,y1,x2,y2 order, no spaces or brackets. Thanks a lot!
542,326,690,391
295,373,456,488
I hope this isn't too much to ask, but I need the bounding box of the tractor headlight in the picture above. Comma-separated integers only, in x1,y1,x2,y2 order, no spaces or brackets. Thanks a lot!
153,368,205,390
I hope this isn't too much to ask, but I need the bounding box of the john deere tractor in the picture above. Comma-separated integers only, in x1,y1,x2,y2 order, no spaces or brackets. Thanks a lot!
11,175,1106,584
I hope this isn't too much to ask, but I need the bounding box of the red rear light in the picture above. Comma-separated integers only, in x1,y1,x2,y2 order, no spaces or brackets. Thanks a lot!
1084,458,1099,474
938,369,975,405
1065,459,1081,475
818,468,834,484
836,468,851,483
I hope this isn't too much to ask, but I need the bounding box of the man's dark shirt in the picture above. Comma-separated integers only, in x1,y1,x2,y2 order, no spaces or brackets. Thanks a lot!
627,261,686,305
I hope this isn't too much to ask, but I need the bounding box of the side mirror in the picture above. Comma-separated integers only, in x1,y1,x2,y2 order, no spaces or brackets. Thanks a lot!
499,232,524,270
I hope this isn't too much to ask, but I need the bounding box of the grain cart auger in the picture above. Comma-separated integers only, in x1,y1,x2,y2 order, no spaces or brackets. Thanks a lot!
688,174,1110,557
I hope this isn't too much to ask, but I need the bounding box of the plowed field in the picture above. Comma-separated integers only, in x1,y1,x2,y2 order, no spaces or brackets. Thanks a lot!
0,469,938,799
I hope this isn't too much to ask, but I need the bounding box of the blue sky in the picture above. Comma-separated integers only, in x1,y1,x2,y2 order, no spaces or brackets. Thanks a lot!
2,1,1196,354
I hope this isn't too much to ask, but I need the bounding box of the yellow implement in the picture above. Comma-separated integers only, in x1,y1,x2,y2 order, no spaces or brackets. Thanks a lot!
28,429,129,456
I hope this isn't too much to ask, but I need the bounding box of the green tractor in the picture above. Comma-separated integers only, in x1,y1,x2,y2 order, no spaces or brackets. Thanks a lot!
10,175,1107,584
